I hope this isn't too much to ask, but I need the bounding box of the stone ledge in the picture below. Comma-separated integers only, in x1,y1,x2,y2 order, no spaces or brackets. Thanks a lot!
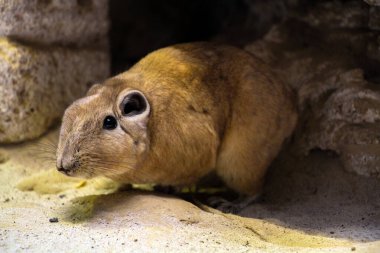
0,37,109,143
0,0,108,47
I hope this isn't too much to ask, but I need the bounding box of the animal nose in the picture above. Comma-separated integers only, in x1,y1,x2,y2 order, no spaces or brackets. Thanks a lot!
57,165,65,172
57,160,80,175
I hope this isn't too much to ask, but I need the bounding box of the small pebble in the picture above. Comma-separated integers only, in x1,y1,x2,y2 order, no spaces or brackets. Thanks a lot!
49,217,59,223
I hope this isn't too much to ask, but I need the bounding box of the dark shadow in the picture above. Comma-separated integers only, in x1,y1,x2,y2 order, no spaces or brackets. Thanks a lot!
239,150,380,242
109,0,285,74
109,0,243,74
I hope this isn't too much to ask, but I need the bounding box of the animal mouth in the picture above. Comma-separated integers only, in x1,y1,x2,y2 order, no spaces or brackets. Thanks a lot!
58,168,76,176
57,161,81,177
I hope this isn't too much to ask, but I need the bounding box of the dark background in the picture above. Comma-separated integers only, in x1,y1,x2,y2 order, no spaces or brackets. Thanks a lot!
109,0,287,74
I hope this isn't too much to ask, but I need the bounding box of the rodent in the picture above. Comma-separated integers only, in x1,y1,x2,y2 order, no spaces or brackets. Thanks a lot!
56,42,297,196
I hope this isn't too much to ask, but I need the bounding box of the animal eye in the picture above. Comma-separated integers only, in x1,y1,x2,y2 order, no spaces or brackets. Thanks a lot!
103,115,117,130
121,92,147,116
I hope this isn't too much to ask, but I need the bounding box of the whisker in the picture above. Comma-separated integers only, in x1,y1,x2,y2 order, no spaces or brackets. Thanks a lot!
27,135,59,167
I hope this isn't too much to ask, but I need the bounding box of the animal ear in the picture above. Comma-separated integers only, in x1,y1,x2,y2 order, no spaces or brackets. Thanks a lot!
87,84,103,96
119,90,150,127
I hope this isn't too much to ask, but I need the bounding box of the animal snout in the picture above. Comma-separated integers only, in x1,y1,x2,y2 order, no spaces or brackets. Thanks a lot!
57,159,80,175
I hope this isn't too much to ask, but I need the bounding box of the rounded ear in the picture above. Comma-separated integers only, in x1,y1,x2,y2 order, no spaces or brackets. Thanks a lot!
118,90,150,128
87,84,103,96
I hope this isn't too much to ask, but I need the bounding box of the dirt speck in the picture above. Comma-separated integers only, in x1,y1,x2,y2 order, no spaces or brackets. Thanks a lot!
49,217,59,223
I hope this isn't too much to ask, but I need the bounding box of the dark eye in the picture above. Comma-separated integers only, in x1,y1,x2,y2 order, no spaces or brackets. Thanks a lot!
103,115,117,130
121,92,147,116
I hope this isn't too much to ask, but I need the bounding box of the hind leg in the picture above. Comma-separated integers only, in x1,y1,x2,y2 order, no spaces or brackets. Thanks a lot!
205,156,266,213
208,156,267,213
216,129,270,196
208,118,278,213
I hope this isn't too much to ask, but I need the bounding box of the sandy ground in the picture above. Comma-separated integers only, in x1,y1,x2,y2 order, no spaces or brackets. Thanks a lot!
0,129,379,252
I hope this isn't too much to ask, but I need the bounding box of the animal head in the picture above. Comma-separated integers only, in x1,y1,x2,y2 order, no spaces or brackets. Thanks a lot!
56,81,151,180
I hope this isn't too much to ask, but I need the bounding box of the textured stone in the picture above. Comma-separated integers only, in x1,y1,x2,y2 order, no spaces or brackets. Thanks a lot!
300,0,370,29
369,6,380,30
0,0,108,47
0,37,109,143
299,83,380,178
367,34,380,62
364,0,380,6
341,144,380,177
245,19,380,178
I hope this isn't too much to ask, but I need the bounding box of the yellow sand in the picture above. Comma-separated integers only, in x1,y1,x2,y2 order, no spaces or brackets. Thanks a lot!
16,169,121,195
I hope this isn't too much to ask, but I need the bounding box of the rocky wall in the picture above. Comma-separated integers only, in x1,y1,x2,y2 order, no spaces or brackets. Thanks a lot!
246,0,380,178
0,0,110,143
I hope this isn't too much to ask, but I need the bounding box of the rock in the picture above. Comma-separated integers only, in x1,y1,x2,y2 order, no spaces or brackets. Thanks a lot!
300,0,370,29
341,144,380,177
0,0,110,143
369,6,380,30
245,18,380,179
0,0,108,47
363,0,380,6
0,37,109,143
298,82,380,178
367,35,380,62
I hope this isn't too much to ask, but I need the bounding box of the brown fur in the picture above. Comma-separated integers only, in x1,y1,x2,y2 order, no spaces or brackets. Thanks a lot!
56,42,297,195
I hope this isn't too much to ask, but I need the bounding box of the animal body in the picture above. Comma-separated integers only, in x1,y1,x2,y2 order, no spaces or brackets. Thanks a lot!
56,42,297,197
